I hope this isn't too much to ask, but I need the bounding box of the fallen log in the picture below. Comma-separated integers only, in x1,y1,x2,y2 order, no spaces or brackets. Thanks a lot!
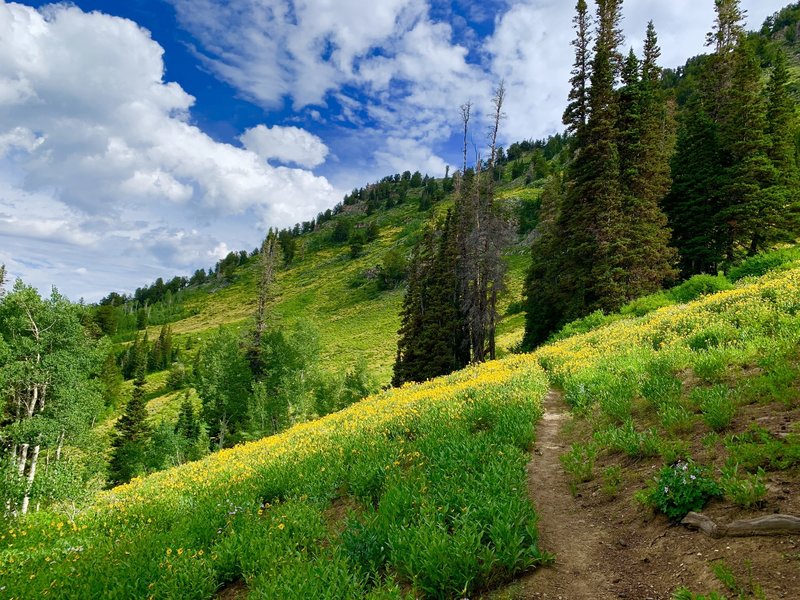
682,511,800,538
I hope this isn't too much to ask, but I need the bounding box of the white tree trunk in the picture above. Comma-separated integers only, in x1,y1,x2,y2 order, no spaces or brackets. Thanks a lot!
21,444,40,514
17,443,29,475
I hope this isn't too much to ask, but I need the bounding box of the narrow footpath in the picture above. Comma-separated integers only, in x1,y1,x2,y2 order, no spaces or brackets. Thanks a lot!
518,389,616,599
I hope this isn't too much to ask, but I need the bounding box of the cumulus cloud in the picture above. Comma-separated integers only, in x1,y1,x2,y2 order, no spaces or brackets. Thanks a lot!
169,0,486,179
0,1,341,299
171,0,790,169
240,124,329,168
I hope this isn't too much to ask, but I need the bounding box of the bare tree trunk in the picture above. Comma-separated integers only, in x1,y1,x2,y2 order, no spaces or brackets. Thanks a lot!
253,234,278,353
460,101,472,176
21,444,40,514
487,80,506,172
17,443,29,475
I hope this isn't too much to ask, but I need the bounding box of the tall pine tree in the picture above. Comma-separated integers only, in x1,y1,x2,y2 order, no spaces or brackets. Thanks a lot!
617,24,678,291
523,4,676,348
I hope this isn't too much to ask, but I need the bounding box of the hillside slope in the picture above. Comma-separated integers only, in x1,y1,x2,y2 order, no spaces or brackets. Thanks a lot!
129,169,542,385
4,261,800,599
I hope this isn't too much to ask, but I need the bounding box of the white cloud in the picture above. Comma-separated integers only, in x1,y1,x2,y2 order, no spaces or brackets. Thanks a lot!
0,1,342,300
240,124,329,168
169,0,486,180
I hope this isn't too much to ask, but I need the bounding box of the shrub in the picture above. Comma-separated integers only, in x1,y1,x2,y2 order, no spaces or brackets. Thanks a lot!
166,361,189,390
550,310,619,342
619,292,673,317
727,247,800,282
668,274,732,303
644,460,721,521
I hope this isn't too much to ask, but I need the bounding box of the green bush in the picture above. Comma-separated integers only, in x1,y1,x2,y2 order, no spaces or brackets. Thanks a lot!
727,247,800,282
619,292,673,317
644,460,721,521
668,274,732,303
550,310,620,342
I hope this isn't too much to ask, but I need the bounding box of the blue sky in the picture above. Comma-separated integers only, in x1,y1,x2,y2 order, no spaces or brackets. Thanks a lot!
0,0,791,300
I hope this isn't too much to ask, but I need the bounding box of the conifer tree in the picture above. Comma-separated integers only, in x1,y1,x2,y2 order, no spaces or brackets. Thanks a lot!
563,0,593,142
175,395,200,442
108,346,151,485
664,96,725,274
522,173,567,348
393,212,469,385
617,24,678,291
558,0,627,314
762,50,800,244
664,0,779,273
392,235,428,386
717,38,776,258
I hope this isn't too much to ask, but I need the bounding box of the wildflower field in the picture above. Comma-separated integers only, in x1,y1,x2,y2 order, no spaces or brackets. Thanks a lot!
540,264,800,523
0,357,549,599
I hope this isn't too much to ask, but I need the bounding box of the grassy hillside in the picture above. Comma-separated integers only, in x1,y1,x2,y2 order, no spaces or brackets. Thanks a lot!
4,258,800,598
0,355,550,599
119,161,545,403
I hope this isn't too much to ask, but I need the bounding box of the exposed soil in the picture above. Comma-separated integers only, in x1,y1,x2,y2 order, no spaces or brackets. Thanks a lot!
214,579,248,600
489,390,800,600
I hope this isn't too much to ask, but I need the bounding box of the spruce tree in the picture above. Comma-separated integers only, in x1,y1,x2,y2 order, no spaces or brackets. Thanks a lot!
664,97,725,274
392,213,469,386
175,395,200,441
559,0,627,314
522,173,567,348
563,0,593,142
424,211,470,377
617,24,678,292
108,348,151,485
392,234,429,386
717,38,776,258
762,50,800,245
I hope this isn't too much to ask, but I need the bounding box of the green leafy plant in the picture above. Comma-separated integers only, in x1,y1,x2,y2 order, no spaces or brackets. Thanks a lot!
672,588,728,600
560,442,597,495
644,460,721,521
693,385,736,432
719,464,767,509
595,420,660,458
601,465,622,498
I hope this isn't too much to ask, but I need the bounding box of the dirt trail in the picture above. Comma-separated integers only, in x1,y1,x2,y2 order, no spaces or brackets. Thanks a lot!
519,389,616,599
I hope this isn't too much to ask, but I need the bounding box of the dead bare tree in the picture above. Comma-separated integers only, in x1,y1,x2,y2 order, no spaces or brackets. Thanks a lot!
455,82,511,363
250,231,279,375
